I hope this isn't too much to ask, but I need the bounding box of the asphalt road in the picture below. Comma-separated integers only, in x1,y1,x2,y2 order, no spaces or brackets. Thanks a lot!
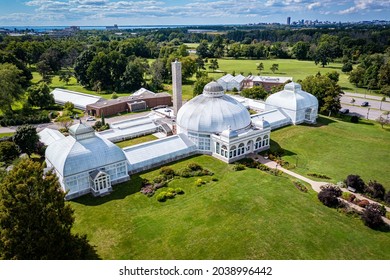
340,93,390,121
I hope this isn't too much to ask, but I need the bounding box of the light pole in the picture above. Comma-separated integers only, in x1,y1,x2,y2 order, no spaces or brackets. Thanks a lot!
366,107,370,120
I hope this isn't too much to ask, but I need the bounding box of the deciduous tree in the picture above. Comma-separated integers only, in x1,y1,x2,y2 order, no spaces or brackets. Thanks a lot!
12,125,39,157
0,159,99,259
27,82,54,109
0,63,24,113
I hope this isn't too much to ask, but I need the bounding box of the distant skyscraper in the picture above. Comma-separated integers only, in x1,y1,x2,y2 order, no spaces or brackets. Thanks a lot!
172,59,182,117
287,17,291,25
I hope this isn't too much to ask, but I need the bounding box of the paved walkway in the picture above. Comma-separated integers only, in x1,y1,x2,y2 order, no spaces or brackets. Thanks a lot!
251,155,390,225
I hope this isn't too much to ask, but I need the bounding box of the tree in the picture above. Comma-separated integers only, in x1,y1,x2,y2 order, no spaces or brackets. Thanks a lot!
301,73,342,115
59,70,72,85
376,115,389,128
0,142,19,164
193,76,212,96
313,35,341,67
148,59,166,91
0,63,24,113
365,181,386,200
361,204,385,229
56,116,73,131
256,62,264,74
240,86,268,100
27,82,54,109
180,57,197,81
384,191,390,204
120,59,146,92
196,40,210,59
342,62,353,73
292,41,310,60
317,185,342,208
345,174,365,193
0,159,98,259
380,85,390,97
208,59,219,72
270,63,279,74
12,125,39,157
0,51,32,87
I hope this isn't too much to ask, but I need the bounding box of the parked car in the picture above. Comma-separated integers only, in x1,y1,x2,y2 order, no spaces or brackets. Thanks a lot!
361,101,369,107
86,116,96,121
339,108,349,114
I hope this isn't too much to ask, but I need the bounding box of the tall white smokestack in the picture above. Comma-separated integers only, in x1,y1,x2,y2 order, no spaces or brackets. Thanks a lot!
171,59,182,116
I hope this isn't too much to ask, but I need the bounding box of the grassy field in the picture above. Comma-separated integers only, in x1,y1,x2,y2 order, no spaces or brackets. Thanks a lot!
70,153,390,260
115,134,158,148
0,132,14,138
270,116,390,188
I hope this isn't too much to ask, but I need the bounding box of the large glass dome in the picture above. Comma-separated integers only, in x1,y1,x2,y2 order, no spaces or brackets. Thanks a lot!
176,81,251,134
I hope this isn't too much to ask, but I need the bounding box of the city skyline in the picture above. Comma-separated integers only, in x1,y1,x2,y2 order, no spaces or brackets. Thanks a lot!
0,0,389,26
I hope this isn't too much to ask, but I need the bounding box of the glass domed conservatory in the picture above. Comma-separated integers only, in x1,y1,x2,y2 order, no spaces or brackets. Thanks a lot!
176,81,271,163
44,123,130,199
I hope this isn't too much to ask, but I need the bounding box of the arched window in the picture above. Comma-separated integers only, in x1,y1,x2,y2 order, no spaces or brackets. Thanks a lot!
263,135,269,146
221,145,228,158
231,145,237,157
255,137,262,149
238,143,245,155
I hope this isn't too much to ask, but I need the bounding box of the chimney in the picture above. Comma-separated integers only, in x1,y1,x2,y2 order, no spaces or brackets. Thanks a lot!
171,59,182,116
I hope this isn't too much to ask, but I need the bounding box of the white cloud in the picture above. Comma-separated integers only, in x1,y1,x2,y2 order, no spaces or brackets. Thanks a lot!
338,0,390,14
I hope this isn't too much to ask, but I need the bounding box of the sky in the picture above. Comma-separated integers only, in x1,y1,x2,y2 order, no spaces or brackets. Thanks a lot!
0,0,389,26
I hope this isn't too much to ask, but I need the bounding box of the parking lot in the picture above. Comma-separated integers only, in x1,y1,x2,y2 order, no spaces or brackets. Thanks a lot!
339,93,390,120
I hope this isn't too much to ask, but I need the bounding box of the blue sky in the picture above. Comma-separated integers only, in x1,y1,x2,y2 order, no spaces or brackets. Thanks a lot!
0,0,389,26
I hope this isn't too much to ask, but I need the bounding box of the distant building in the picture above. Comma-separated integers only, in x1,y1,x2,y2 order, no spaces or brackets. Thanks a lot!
86,88,172,117
243,75,293,91
217,74,246,91
106,24,119,30
287,17,291,25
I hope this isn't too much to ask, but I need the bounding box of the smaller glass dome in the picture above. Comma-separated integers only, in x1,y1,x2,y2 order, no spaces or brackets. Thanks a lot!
254,117,271,129
203,81,225,97
221,126,238,138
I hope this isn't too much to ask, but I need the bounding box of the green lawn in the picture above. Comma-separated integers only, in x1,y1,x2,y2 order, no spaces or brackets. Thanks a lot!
0,132,14,138
271,116,390,188
70,154,390,260
115,134,158,148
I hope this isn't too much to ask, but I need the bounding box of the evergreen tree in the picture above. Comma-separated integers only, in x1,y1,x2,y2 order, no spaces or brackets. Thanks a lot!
0,159,99,259
12,125,39,157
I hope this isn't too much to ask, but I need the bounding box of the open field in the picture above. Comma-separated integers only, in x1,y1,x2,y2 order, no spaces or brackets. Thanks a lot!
270,116,390,188
0,132,14,138
70,152,390,260
115,134,158,148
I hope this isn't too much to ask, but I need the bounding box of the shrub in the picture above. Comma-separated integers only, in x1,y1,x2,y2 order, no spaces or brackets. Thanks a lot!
211,177,218,182
195,178,205,187
140,185,155,197
318,185,342,207
361,204,385,229
238,158,258,168
0,141,19,163
187,162,202,171
350,115,359,123
345,174,365,193
357,199,370,208
341,192,356,202
160,166,175,179
175,188,184,194
293,181,308,192
153,175,166,184
365,180,385,200
156,192,167,202
307,173,331,179
232,163,246,171
257,164,270,171
165,191,175,199
176,167,192,178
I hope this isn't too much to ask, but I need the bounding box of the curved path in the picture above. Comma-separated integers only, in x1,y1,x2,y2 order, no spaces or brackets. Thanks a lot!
251,155,390,225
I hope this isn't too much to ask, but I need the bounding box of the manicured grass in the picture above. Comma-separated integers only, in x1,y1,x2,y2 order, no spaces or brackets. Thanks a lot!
270,115,390,188
0,132,14,138
115,134,158,148
70,155,390,260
